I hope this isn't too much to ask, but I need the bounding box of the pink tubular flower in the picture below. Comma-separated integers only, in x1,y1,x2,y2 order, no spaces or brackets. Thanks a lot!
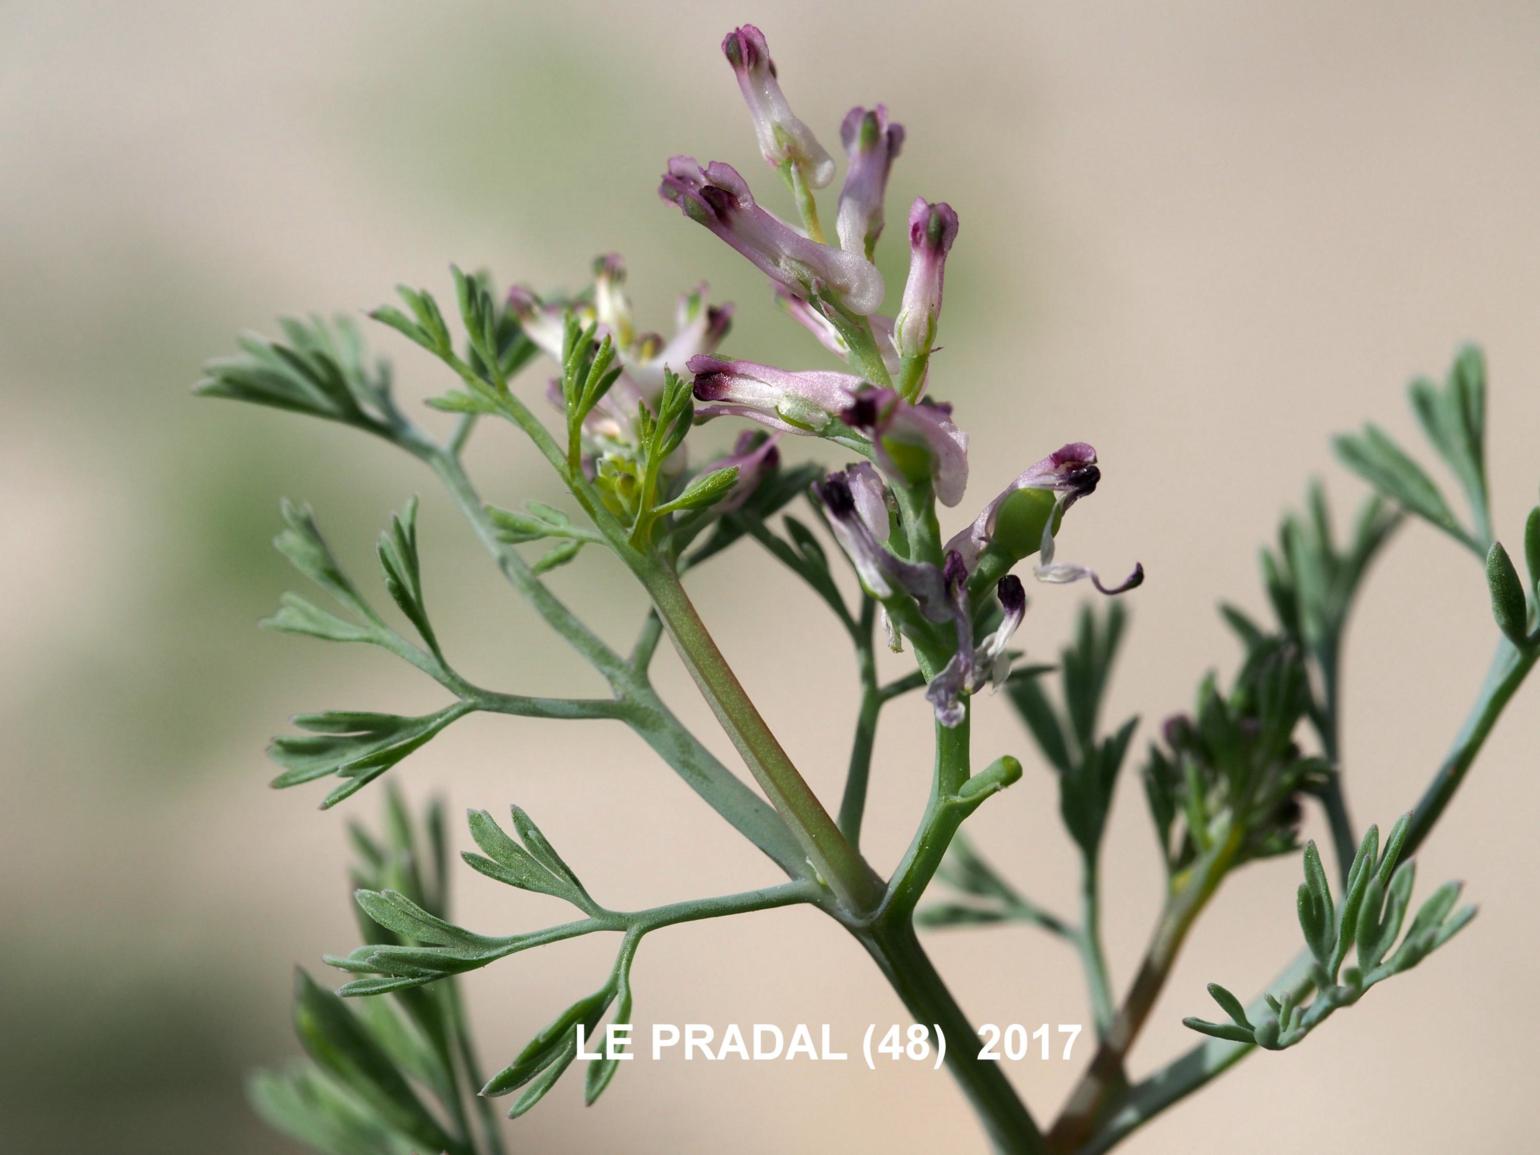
624,284,734,396
836,105,905,258
721,25,835,187
947,442,1143,594
925,568,1029,728
845,460,892,543
689,354,865,435
702,430,782,513
972,574,1028,688
946,442,1101,568
815,468,948,617
505,284,571,361
841,388,970,507
893,198,960,358
660,157,884,315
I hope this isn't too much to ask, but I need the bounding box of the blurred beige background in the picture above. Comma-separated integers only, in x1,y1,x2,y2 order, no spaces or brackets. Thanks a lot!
4,1,1539,1151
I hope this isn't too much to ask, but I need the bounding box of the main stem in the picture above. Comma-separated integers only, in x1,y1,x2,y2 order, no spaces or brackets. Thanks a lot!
638,564,885,915
859,919,1046,1155
1047,834,1238,1151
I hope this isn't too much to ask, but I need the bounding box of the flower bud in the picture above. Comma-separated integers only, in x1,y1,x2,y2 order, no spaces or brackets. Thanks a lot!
702,430,781,513
841,388,970,507
892,198,959,358
721,25,835,187
836,105,905,258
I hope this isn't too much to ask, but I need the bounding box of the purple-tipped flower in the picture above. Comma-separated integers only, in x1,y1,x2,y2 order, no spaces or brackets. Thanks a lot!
817,467,950,618
721,25,835,187
690,354,865,435
893,198,960,359
923,550,975,727
947,442,1142,594
660,158,884,315
592,253,634,347
625,284,734,395
506,285,571,360
841,388,970,506
703,430,782,513
974,575,1027,688
836,105,905,258
947,442,1101,568
925,569,1029,727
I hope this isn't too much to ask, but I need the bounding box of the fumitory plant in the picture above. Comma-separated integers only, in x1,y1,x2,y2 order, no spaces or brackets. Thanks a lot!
202,23,1540,1155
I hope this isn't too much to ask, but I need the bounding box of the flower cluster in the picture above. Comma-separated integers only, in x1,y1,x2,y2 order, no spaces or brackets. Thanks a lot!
666,24,1141,725
508,23,1140,727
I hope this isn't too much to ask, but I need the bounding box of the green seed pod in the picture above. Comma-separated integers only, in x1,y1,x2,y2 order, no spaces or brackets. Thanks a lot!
987,486,1060,563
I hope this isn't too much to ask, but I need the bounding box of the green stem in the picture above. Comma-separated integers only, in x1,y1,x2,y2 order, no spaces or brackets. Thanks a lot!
625,879,820,931
425,448,626,676
1404,637,1538,855
1074,635,1537,1153
637,563,884,915
1077,859,1116,1040
1314,646,1358,882
896,352,931,404
858,919,1046,1154
893,480,944,566
823,301,894,388
783,160,826,244
884,713,976,920
421,446,808,880
629,610,664,673
443,982,505,1155
1047,834,1239,1151
839,602,881,844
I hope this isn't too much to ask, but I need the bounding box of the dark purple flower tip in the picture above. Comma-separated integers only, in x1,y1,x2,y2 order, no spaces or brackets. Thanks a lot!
705,304,734,342
592,252,626,280
817,473,857,519
506,284,539,312
996,574,1026,616
943,549,969,593
1047,442,1101,496
722,24,771,74
909,199,960,254
1092,562,1144,596
688,354,729,401
841,394,880,430
1162,713,1193,750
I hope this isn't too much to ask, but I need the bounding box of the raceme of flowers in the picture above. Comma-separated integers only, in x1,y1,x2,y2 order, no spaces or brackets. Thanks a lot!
510,23,1140,727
